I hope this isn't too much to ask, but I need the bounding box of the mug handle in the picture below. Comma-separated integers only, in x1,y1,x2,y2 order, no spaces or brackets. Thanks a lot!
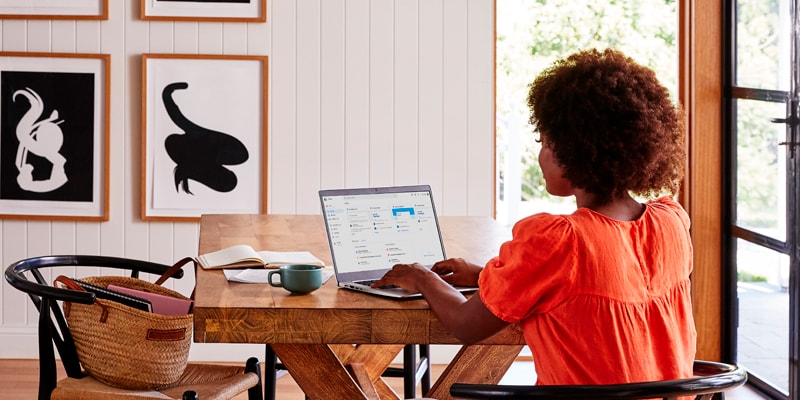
267,270,283,288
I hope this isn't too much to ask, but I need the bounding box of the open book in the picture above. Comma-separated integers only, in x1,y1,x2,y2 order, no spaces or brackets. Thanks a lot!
197,244,325,270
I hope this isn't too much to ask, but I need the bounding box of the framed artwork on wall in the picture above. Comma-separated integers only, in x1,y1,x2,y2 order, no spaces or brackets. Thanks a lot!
142,54,268,221
141,0,266,22
0,52,110,221
0,0,108,20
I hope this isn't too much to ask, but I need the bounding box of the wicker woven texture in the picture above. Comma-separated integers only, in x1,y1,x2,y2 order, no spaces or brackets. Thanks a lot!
51,363,261,400
64,276,192,390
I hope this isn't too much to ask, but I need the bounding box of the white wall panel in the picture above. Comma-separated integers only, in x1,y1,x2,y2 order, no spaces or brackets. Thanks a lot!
75,21,99,52
246,22,269,55
394,1,419,186
2,221,27,328
148,23,174,53
441,0,470,215
121,1,149,263
0,0,495,361
51,223,77,254
76,223,101,255
198,23,223,54
419,0,445,208
344,0,371,188
51,21,75,52
222,22,248,55
269,0,298,213
369,0,395,186
174,22,199,53
27,221,52,255
295,0,322,214
149,223,175,265
319,0,346,191
26,20,50,51
100,0,126,259
467,0,496,216
2,20,26,50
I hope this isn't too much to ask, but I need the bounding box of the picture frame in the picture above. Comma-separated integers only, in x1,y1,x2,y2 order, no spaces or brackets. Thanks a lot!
141,0,265,22
0,52,110,221
0,0,108,20
142,54,268,221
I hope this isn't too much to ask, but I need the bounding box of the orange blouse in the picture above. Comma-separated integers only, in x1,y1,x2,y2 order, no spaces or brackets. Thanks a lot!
478,197,696,385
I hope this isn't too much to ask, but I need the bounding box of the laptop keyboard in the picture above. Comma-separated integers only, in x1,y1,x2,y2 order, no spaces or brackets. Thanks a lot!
354,279,398,289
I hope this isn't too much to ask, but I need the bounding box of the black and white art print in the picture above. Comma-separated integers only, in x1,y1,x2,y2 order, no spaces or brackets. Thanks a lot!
0,53,109,220
0,0,107,20
141,0,264,22
142,54,267,221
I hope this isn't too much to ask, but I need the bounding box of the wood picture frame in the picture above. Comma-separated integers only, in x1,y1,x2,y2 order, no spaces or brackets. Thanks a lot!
0,0,108,20
0,52,110,221
141,54,268,221
141,0,266,22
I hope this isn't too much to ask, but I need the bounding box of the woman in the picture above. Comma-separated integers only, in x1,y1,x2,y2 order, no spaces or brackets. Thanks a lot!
372,48,696,385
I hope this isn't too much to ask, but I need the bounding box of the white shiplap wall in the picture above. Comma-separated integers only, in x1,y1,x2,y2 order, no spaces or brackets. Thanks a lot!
0,0,495,361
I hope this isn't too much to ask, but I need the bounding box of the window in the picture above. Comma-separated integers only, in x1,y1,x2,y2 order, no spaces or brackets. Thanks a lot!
495,0,679,224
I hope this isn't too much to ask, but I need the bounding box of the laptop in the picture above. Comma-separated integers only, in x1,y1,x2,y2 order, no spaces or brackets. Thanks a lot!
319,185,477,299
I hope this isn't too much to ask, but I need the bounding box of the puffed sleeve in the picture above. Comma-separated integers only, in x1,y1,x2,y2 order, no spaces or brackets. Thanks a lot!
478,213,577,323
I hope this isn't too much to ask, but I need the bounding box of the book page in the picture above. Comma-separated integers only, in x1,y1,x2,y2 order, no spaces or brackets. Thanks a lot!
256,251,325,268
197,244,264,269
224,267,335,284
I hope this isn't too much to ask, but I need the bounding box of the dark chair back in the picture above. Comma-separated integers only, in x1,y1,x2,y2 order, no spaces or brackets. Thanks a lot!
450,360,748,400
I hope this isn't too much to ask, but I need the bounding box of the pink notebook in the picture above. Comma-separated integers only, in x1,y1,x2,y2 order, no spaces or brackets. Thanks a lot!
107,285,193,316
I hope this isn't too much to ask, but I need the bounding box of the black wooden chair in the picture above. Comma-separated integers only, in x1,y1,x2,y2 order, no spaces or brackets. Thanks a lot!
264,343,430,399
450,360,747,400
5,255,263,400
382,344,431,398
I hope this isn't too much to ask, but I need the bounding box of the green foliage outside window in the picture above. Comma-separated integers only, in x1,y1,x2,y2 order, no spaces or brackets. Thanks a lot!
497,0,678,202
497,0,783,236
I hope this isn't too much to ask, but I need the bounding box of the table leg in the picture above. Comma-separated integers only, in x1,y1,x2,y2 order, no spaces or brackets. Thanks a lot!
271,343,405,400
426,344,524,400
331,344,406,399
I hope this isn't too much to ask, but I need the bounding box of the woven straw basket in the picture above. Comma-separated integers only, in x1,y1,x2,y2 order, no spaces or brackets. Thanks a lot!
63,275,193,390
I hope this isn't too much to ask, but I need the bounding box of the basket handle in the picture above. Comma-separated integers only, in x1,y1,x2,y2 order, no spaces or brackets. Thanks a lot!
53,275,110,321
51,257,194,289
54,275,86,291
154,257,197,286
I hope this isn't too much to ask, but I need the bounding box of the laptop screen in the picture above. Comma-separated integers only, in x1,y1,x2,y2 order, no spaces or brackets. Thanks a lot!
319,185,446,276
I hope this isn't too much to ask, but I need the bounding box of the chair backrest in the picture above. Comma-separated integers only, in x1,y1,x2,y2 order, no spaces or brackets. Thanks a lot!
449,360,748,400
4,255,183,400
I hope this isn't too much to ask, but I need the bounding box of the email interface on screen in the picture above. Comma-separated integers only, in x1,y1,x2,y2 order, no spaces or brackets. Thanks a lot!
321,191,445,274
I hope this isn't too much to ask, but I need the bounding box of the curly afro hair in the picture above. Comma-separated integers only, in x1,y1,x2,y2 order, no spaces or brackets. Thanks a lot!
527,48,686,204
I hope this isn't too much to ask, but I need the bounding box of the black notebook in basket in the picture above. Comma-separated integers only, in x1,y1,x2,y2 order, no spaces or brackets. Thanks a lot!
72,279,153,312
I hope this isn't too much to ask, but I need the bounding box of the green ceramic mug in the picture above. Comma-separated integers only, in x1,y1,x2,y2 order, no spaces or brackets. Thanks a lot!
268,264,323,294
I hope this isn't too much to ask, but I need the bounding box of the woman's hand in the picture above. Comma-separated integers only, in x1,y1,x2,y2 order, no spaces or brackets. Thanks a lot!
372,259,508,345
371,263,435,293
371,258,482,292
431,258,482,287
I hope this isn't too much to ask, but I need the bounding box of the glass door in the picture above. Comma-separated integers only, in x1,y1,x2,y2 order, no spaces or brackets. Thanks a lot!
724,0,798,398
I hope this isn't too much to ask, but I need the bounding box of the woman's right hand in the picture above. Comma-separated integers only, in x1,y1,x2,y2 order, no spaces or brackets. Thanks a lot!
431,258,482,287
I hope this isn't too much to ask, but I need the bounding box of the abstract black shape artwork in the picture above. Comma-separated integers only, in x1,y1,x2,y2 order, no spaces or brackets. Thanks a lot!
161,82,249,195
142,53,266,220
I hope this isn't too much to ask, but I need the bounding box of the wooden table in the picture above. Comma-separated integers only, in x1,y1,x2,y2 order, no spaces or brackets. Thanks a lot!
194,214,525,399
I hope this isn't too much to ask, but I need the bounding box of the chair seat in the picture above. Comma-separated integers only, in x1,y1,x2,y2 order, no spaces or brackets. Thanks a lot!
52,363,260,400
